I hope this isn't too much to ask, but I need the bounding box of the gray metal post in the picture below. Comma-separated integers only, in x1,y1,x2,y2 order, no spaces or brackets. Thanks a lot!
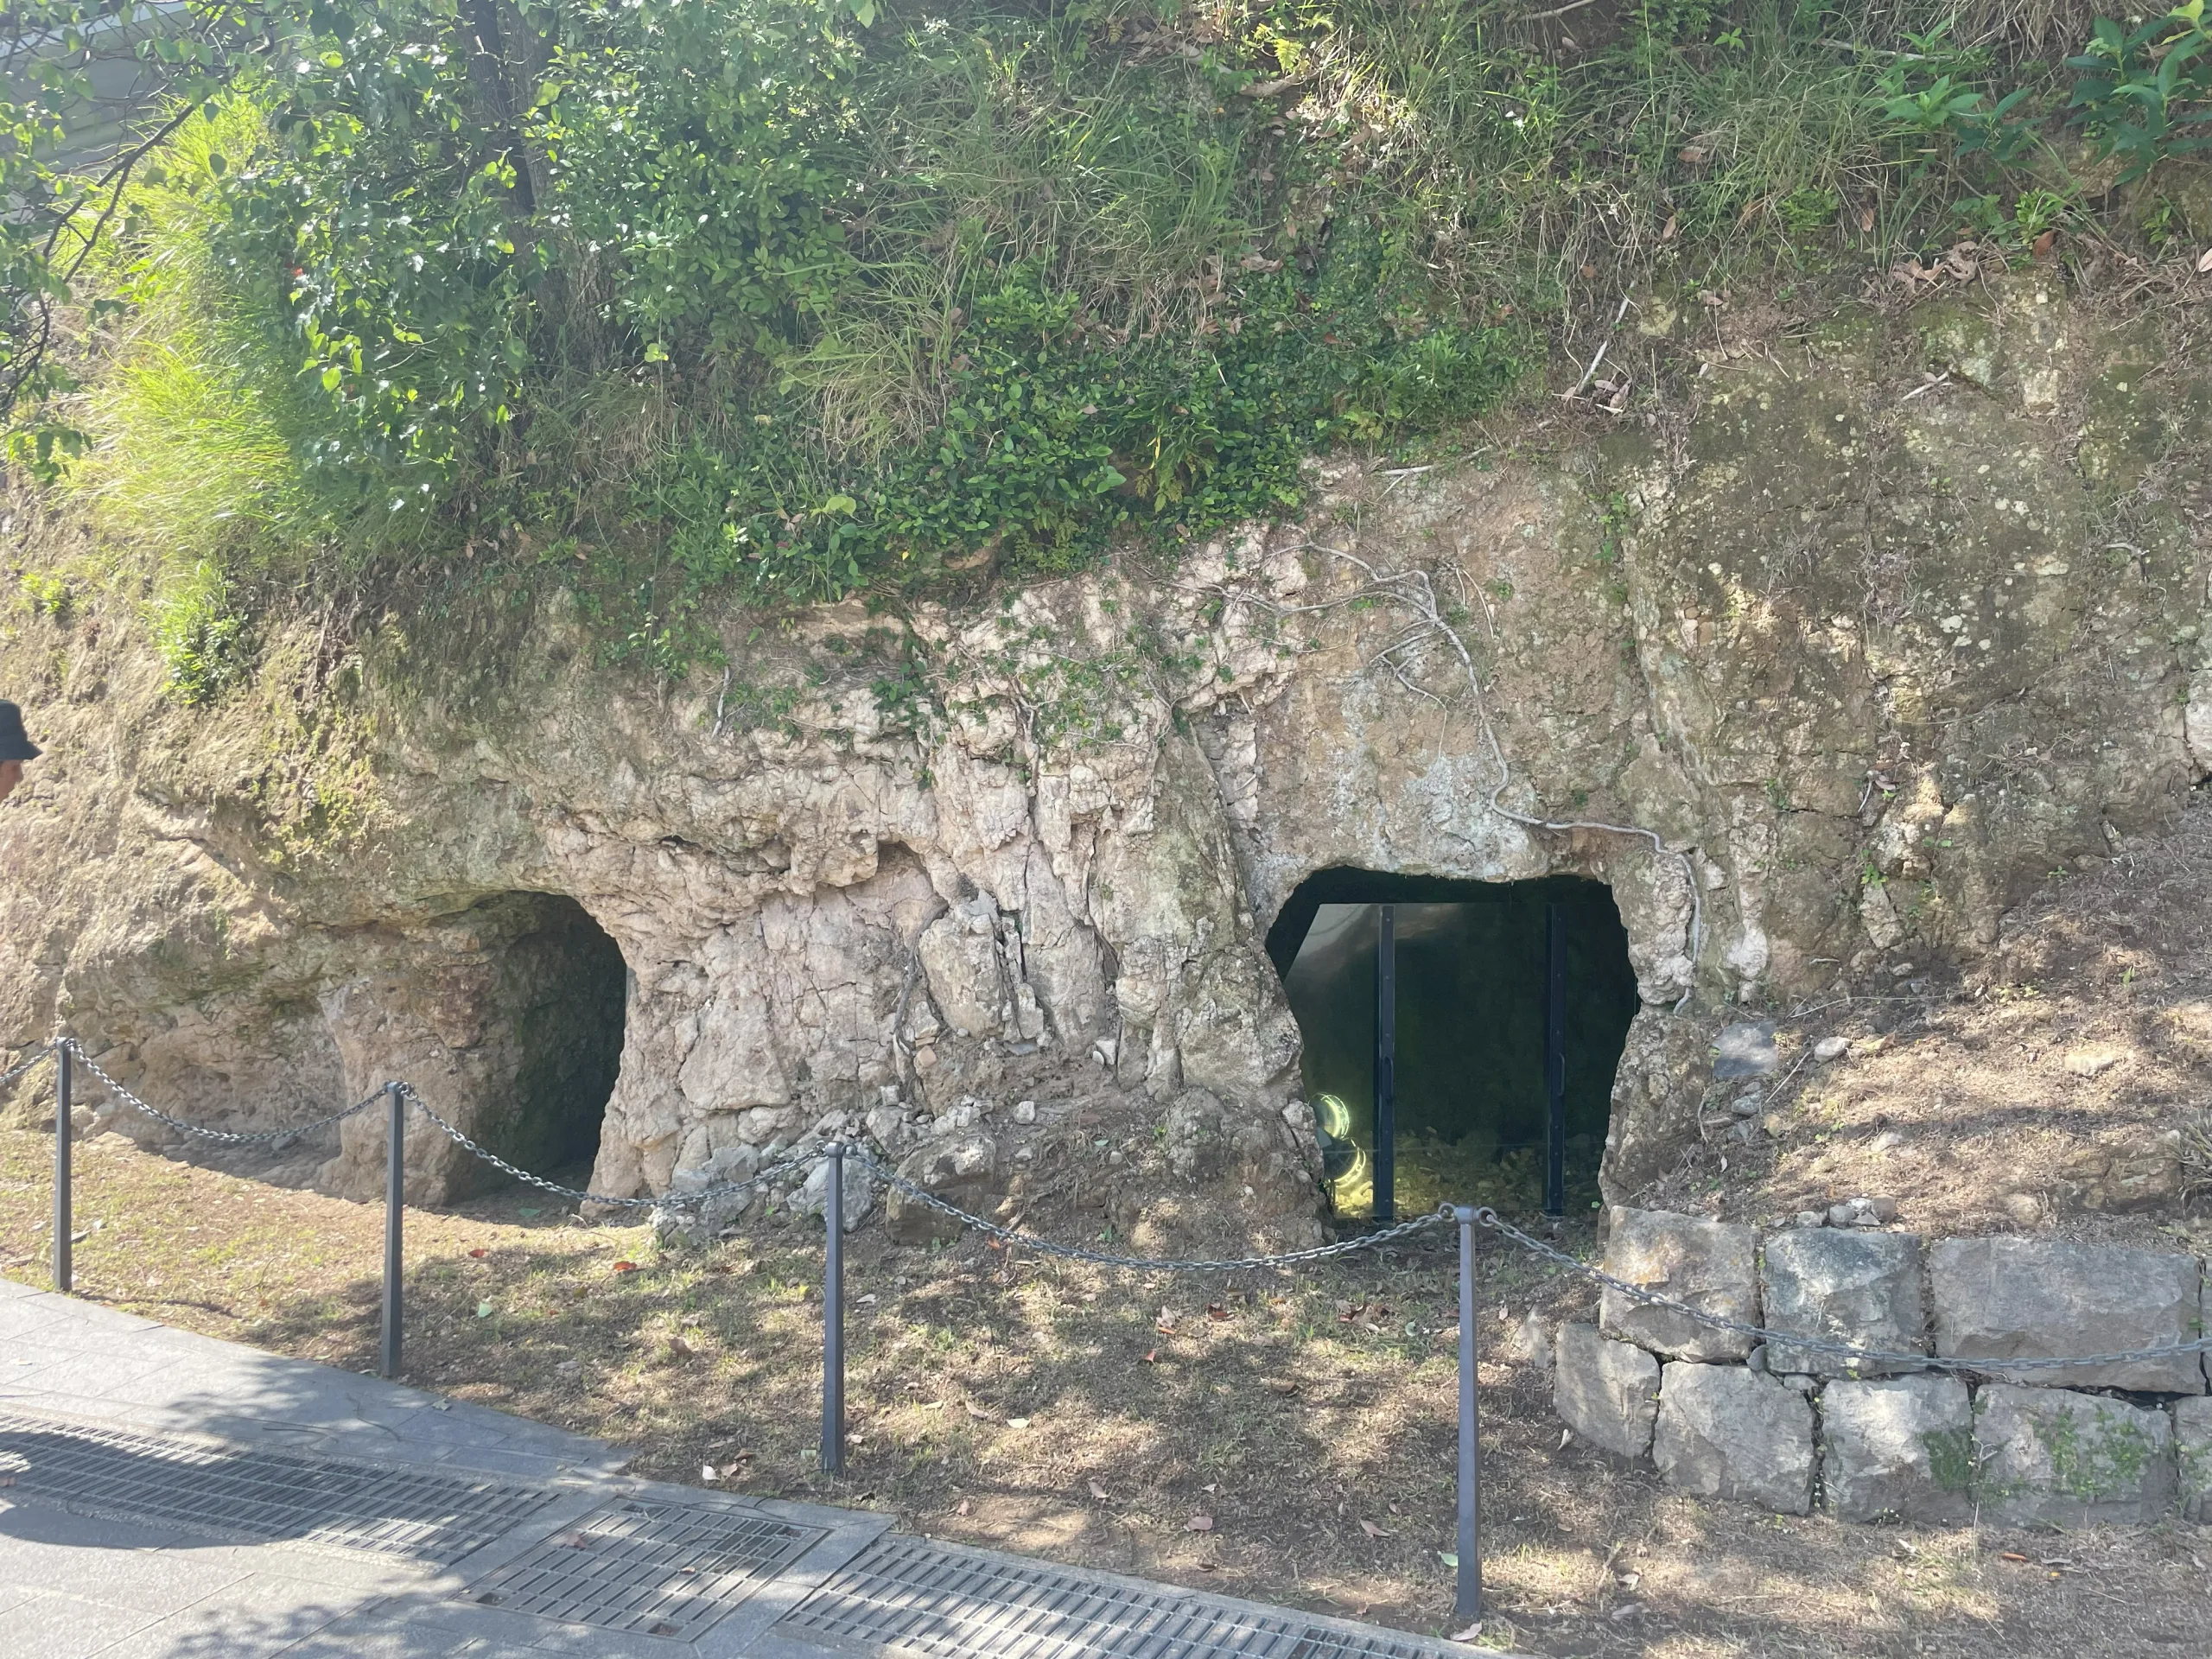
1454,1204,1482,1624
1545,902,1567,1217
1373,904,1395,1223
54,1042,73,1294
380,1083,404,1380
822,1144,846,1475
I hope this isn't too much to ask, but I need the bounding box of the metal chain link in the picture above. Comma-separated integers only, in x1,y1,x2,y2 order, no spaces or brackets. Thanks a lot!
845,1145,1447,1273
397,1083,819,1211
0,1043,52,1091
1477,1208,2212,1373
67,1042,386,1147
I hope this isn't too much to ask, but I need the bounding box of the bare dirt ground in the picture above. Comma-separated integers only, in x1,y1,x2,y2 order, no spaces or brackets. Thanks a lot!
1637,795,2212,1254
6,804,2212,1656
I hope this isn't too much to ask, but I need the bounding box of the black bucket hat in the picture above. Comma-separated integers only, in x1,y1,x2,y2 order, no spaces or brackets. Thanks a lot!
0,701,40,763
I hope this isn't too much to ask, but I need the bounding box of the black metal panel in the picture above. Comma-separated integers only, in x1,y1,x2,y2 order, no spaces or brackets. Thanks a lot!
777,1534,1454,1659
458,1497,823,1639
0,1411,546,1564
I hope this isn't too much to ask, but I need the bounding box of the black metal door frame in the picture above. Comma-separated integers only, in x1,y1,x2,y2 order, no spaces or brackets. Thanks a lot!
1369,899,1570,1223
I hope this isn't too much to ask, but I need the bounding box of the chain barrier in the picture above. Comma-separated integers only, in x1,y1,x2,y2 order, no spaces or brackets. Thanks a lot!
844,1144,1449,1272
29,1034,2211,1370
0,1042,52,1091
1475,1208,2212,1373
395,1082,819,1212
66,1042,387,1147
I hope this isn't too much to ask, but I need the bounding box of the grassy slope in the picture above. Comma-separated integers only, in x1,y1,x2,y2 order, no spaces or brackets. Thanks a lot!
33,0,2209,694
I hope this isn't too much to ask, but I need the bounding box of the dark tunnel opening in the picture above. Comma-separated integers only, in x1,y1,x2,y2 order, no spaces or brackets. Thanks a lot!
485,893,628,1179
1267,870,1641,1219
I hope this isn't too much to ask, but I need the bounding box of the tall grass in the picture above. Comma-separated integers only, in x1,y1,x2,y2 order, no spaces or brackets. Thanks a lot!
72,103,353,697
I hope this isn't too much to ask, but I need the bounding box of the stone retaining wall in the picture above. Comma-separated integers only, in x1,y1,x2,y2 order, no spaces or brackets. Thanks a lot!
1552,1207,2212,1525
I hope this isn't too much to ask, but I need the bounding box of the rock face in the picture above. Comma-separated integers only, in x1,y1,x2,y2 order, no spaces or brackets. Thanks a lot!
3,275,2209,1227
1822,1376,1975,1524
1599,1209,1759,1361
1973,1385,2177,1527
1553,1324,1661,1459
1929,1237,2204,1393
1760,1229,1925,1376
1653,1363,1815,1515
2177,1396,2212,1523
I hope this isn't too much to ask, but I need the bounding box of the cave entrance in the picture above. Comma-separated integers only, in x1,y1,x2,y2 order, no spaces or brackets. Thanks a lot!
480,893,627,1181
1267,872,1640,1222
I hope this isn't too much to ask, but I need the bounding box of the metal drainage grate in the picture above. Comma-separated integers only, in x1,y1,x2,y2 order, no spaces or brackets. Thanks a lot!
774,1535,1454,1659
0,1411,548,1564
456,1497,826,1639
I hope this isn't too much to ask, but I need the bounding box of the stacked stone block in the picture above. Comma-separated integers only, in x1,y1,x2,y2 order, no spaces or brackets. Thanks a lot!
1549,1208,2208,1526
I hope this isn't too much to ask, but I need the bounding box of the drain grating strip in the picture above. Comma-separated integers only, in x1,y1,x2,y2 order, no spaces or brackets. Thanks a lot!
774,1535,1455,1659
456,1496,825,1638
0,1411,548,1565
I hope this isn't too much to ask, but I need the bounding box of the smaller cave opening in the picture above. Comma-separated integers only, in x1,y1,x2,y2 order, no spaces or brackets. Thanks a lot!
1268,870,1640,1220
476,893,628,1181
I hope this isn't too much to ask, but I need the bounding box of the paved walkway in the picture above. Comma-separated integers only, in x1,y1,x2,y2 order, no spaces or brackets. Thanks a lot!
0,1275,1471,1659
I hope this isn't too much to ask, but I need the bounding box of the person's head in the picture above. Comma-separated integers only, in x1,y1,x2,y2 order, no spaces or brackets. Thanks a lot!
0,701,40,804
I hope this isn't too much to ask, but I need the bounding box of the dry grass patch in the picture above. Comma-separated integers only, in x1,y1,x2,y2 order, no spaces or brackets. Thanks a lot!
4,1123,2211,1655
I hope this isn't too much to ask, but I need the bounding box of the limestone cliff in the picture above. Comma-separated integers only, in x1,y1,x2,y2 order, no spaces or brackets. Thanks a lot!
1,273,2204,1236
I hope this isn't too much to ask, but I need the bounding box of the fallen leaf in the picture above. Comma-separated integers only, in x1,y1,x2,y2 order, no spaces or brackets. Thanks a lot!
1205,1303,1231,1320
1660,215,1679,242
468,1247,488,1259
2198,246,2212,273
2000,1551,2029,1562
1859,205,1877,233
668,1336,695,1359
957,1498,971,1516
1141,1349,1158,1364
612,1261,639,1274
920,1401,945,1411
964,1402,996,1421
1006,1417,1031,1429
1261,1377,1300,1395
1560,1428,1573,1448
1678,145,1707,163
1186,1514,1216,1532
2031,228,2057,257
1449,1620,1482,1643
1088,1480,1111,1501
702,1464,717,1481
475,1300,494,1318
1359,1518,1391,1539
1611,1602,1644,1620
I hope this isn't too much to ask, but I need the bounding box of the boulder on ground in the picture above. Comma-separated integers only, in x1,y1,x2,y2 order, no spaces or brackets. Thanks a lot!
1553,1324,1660,1459
885,1134,1001,1243
1822,1375,1975,1524
1760,1228,1925,1376
1653,1362,1815,1515
1600,1208,1758,1361
1973,1384,2177,1527
2178,1396,2212,1523
1929,1236,2204,1393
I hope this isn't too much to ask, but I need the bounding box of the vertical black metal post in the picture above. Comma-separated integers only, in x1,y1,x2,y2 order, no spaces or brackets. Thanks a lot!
1373,904,1396,1223
1544,902,1567,1217
54,1042,73,1294
1454,1204,1483,1624
822,1144,846,1475
380,1082,404,1380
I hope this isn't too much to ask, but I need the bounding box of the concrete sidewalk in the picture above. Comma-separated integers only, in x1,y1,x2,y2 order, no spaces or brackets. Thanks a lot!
0,1275,1475,1659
